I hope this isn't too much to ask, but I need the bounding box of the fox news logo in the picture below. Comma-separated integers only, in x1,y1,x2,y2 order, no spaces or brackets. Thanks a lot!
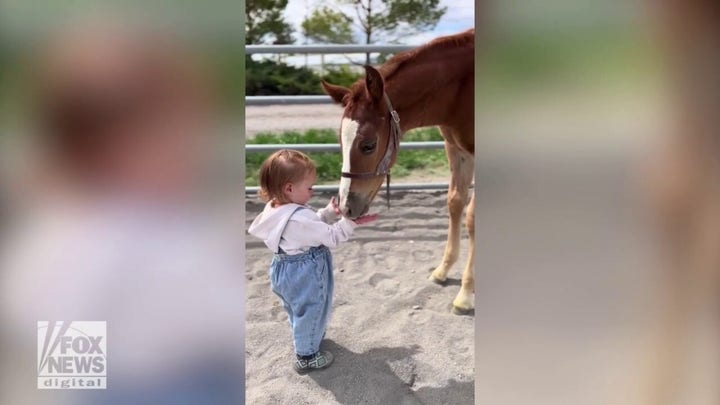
37,321,107,389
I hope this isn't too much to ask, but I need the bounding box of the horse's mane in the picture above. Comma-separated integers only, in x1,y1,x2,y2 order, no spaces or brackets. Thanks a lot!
379,29,474,78
348,29,474,98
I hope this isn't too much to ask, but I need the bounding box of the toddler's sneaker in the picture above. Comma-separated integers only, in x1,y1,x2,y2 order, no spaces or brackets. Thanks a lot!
294,350,334,374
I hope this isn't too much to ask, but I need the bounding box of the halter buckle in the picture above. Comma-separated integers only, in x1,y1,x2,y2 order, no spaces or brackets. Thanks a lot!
390,110,400,124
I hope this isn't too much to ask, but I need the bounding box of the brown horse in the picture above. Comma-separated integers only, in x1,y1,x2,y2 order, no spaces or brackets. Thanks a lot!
321,29,475,314
642,1,720,403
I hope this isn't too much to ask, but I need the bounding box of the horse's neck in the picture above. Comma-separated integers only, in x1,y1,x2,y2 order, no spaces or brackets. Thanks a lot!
384,47,473,133
671,22,720,157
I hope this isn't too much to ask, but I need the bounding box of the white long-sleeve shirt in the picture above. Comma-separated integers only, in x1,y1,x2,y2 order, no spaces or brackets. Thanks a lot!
247,202,357,255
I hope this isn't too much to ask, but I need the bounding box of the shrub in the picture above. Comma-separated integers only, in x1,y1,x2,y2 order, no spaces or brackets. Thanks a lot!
246,58,322,95
320,65,362,89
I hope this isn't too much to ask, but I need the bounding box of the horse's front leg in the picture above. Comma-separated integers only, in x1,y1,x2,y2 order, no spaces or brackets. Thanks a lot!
430,140,473,285
452,192,475,314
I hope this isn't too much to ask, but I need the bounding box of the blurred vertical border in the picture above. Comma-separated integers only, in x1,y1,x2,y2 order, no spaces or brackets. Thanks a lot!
470,1,710,404
0,1,246,404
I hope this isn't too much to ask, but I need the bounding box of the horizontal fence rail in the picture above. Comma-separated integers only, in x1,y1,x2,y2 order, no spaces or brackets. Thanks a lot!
246,44,414,55
245,141,473,194
245,183,456,195
246,95,332,106
245,141,445,153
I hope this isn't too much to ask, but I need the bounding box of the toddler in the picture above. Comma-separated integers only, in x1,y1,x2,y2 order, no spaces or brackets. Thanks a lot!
248,149,376,373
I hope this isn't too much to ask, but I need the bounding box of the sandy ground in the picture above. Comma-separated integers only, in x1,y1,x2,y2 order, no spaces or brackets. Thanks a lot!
245,191,474,405
246,103,472,404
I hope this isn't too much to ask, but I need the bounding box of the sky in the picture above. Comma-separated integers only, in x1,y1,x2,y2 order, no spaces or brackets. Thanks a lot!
283,0,474,44
275,0,474,66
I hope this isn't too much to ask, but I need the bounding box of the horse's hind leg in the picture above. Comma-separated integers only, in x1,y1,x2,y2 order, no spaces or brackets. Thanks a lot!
452,192,474,314
646,203,720,405
430,135,473,286
641,147,720,403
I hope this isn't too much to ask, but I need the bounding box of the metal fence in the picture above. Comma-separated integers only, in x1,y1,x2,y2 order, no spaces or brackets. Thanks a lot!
246,142,444,153
246,44,414,106
245,44,460,195
246,183,452,195
246,95,332,105
246,44,413,55
245,141,453,195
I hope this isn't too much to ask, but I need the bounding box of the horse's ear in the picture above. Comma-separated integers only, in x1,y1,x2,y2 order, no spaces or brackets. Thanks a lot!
321,80,350,106
364,65,384,102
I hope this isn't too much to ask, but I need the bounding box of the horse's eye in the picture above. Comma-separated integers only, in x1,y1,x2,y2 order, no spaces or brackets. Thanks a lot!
359,139,377,154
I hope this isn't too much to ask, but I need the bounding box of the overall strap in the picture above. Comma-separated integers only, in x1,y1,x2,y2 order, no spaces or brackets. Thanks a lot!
276,205,308,254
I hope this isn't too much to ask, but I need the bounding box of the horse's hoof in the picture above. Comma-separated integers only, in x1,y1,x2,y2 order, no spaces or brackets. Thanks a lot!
451,305,473,316
429,274,446,285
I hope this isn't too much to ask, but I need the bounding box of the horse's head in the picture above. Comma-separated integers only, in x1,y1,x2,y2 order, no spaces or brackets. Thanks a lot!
321,65,399,219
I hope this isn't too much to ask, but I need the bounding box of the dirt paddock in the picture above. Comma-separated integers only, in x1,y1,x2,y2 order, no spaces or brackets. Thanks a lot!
245,191,475,405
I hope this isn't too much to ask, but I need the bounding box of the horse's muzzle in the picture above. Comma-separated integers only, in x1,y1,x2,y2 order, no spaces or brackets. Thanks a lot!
341,192,370,219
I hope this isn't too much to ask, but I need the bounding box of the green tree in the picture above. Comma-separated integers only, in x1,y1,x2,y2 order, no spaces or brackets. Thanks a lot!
301,7,354,44
302,0,447,64
246,0,294,44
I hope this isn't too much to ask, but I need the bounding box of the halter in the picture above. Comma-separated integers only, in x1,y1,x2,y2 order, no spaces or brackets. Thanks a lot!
340,93,401,208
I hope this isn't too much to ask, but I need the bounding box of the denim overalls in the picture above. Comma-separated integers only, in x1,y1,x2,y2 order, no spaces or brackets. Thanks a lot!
269,207,334,356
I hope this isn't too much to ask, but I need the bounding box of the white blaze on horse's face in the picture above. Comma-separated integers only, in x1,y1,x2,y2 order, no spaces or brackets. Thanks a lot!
339,117,360,209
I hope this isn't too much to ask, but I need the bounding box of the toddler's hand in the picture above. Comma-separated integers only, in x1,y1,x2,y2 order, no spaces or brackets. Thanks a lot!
328,196,341,215
352,213,378,225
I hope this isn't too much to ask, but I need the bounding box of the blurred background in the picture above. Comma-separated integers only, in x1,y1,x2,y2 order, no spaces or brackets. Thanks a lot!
476,1,718,404
0,2,245,405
